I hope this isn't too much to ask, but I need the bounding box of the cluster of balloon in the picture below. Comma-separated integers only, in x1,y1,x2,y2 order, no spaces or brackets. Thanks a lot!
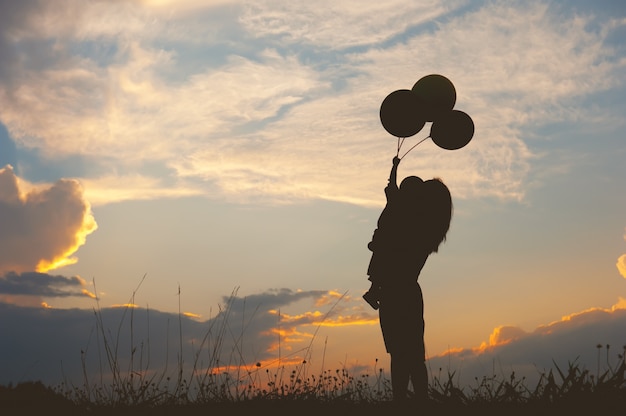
379,74,474,157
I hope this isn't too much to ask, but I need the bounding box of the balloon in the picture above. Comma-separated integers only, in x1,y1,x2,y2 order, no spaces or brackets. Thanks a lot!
430,110,474,150
379,89,426,138
411,74,456,122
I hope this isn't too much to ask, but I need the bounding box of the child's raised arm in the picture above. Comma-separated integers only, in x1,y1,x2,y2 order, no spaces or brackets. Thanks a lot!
385,156,401,197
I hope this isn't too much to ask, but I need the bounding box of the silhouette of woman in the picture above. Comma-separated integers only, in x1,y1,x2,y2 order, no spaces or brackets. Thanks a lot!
365,157,453,402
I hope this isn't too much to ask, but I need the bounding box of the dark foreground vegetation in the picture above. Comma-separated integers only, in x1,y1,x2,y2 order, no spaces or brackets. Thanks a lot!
2,356,625,416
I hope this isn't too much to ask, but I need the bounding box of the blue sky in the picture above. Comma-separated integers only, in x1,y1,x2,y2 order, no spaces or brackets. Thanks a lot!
1,0,626,389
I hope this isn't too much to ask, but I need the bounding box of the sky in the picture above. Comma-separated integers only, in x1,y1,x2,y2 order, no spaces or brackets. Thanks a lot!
1,0,626,390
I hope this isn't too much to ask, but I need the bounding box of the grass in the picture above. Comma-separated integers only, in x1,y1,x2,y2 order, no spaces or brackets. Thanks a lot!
3,358,625,415
1,283,626,414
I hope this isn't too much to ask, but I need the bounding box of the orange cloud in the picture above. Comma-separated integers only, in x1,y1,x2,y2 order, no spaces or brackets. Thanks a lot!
617,255,626,279
305,314,379,327
612,297,626,310
616,228,626,279
261,295,378,358
540,298,626,330
437,298,626,359
476,325,528,352
183,311,202,319
0,165,97,274
277,310,324,323
81,288,98,299
271,307,378,328
111,303,139,308
314,290,348,307
262,326,313,353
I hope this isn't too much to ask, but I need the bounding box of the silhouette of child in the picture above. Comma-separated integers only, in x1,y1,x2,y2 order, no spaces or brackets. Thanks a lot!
361,153,453,402
363,156,423,309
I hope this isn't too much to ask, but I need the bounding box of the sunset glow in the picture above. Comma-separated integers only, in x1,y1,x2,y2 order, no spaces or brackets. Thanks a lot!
34,197,98,273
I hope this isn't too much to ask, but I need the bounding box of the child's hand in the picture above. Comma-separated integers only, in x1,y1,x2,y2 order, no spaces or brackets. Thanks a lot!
393,156,401,166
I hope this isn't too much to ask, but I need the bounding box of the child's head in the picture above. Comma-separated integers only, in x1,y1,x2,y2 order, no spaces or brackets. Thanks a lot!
399,176,423,206
399,175,423,193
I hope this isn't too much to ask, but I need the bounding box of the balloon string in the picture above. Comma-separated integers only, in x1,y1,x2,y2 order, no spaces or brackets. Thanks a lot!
396,137,406,157
399,136,431,160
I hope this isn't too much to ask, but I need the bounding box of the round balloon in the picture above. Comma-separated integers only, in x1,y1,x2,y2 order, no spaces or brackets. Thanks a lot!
411,74,456,122
379,89,426,138
430,110,474,150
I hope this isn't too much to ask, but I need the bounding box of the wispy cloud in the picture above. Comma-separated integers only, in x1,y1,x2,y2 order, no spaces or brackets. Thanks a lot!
0,165,97,274
2,1,624,207
239,0,458,49
80,173,202,206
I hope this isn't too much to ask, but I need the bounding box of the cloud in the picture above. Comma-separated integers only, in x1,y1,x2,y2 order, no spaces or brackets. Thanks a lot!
1,1,625,207
3,286,626,394
239,0,457,49
481,325,528,349
80,173,203,206
341,1,626,199
211,288,374,355
0,0,42,82
428,299,626,388
0,165,97,274
0,287,374,386
618,255,626,279
617,227,626,279
137,1,626,205
0,271,96,307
